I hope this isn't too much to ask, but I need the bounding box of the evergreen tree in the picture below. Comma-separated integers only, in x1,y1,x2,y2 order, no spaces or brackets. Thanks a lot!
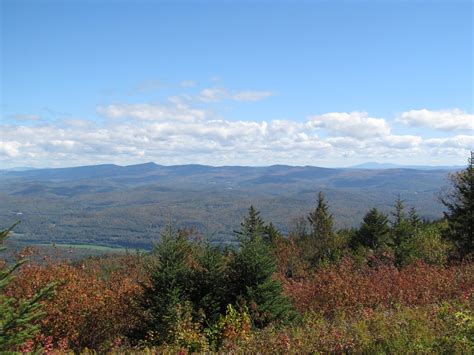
305,192,337,264
391,195,406,227
352,208,391,250
408,206,421,228
441,152,474,259
235,206,265,241
390,196,414,254
141,226,195,344
0,223,56,352
263,222,283,245
229,235,295,328
229,207,296,328
308,191,334,239
189,244,227,326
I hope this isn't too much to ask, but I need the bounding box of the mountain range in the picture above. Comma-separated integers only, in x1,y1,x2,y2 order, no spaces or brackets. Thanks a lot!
0,162,460,249
348,162,463,170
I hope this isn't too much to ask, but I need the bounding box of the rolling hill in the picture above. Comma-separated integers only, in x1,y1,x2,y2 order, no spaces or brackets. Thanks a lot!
0,163,458,249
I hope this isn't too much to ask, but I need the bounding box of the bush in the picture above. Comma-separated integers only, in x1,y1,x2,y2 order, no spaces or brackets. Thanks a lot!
217,301,474,354
398,225,453,266
7,255,144,352
283,258,474,316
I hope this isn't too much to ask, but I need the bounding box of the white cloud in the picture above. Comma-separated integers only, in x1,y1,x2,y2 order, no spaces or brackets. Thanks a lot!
2,103,472,168
380,135,423,149
424,135,474,149
62,119,93,128
231,90,273,102
198,88,273,102
97,102,207,123
307,111,391,139
198,88,228,102
180,80,197,88
0,141,21,157
11,114,41,121
397,109,473,131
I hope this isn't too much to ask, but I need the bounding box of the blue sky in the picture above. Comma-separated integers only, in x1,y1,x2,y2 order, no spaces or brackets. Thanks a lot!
1,0,473,168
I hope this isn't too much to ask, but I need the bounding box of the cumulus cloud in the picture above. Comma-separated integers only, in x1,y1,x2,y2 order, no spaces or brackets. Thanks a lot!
380,135,423,149
2,102,472,168
62,119,94,128
307,111,391,138
424,135,474,149
0,141,21,157
397,109,473,131
97,102,207,123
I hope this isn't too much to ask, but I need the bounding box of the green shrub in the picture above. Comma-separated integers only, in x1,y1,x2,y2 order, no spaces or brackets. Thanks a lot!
399,225,453,266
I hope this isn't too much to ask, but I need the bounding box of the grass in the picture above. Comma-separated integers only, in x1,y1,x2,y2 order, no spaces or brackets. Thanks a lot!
41,243,130,252
4,239,142,262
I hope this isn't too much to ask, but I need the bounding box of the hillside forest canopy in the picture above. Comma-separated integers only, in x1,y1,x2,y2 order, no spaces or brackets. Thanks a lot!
0,163,460,251
0,153,473,353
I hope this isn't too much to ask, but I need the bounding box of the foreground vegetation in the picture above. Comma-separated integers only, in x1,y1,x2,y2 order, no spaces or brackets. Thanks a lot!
1,155,473,353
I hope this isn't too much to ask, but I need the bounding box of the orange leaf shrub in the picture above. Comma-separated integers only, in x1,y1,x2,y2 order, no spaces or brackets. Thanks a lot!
284,258,474,316
7,254,145,352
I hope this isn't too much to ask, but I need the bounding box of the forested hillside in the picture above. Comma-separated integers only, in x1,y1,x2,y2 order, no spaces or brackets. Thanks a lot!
0,163,457,250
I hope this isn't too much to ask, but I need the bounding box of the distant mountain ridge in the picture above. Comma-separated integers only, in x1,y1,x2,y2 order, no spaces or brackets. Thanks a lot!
348,162,463,170
1,161,462,180
0,161,459,249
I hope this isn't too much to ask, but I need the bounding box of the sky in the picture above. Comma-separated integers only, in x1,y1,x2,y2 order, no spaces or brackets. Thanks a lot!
1,0,473,168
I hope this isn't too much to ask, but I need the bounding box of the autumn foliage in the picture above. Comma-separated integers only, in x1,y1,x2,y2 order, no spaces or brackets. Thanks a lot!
4,247,473,353
6,254,145,352
283,258,474,316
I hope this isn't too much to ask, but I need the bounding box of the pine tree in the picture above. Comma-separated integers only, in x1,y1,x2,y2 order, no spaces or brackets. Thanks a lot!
441,152,474,259
390,196,413,250
308,191,334,239
189,244,227,326
229,235,295,328
263,222,283,245
0,223,56,351
408,206,421,228
391,195,406,227
141,226,195,344
305,192,337,264
235,206,265,242
352,208,391,250
229,207,296,328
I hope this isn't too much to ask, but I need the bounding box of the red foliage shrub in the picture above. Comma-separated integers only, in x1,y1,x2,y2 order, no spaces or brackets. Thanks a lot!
271,236,309,279
283,258,474,316
7,254,145,351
